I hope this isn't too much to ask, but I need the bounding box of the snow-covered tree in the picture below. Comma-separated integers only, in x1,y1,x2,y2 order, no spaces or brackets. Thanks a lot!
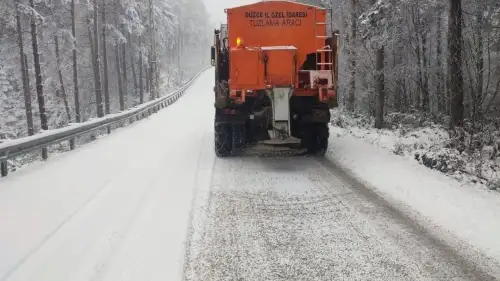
0,0,212,141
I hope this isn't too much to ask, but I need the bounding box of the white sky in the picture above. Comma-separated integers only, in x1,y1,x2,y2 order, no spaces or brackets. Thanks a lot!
202,0,259,27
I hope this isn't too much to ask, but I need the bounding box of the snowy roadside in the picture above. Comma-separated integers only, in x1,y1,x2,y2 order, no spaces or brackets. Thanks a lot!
331,109,500,190
2,67,208,175
327,123,500,267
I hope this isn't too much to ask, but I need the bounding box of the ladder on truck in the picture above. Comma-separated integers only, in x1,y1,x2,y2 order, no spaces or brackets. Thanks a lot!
314,11,333,71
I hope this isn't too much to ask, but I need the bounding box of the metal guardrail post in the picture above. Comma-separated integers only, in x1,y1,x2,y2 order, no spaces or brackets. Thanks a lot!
1,151,7,177
1,161,7,177
42,148,48,160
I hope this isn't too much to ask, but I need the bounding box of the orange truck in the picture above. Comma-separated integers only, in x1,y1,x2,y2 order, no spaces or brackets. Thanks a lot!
211,0,339,157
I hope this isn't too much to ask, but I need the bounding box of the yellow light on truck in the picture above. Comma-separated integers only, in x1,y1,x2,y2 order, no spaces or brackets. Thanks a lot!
236,37,242,47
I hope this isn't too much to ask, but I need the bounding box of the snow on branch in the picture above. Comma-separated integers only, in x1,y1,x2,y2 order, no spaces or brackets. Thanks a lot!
17,3,44,23
109,25,127,45
358,0,394,49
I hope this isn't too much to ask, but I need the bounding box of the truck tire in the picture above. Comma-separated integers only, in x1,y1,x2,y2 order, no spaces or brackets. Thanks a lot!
215,122,232,157
304,123,329,156
232,123,246,151
314,123,329,156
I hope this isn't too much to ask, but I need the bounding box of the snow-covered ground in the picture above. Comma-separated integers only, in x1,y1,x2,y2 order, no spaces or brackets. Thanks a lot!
1,68,500,280
0,68,216,281
328,125,500,273
331,110,500,189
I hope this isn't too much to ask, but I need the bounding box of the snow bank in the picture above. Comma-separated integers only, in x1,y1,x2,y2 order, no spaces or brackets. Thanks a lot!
327,126,500,267
331,109,500,189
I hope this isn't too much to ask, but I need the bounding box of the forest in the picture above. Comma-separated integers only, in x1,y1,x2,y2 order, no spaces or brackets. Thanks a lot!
298,0,500,188
0,0,211,141
1,0,499,187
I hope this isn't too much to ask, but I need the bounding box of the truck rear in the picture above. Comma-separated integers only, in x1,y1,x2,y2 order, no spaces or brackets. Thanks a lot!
211,1,339,157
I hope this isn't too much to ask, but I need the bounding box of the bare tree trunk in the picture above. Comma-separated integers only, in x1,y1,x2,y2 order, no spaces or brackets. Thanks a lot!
15,0,34,136
93,0,104,117
29,0,47,132
149,0,158,99
71,0,81,123
366,0,385,128
449,0,464,127
102,0,110,115
156,58,160,96
346,0,356,112
174,31,178,72
87,22,97,113
115,45,124,111
139,36,144,104
121,27,128,105
402,76,409,110
436,7,445,114
113,0,124,110
393,42,402,112
129,32,138,103
177,25,182,84
88,21,96,81
131,59,138,104
374,47,385,129
412,8,425,111
148,52,153,100
176,27,181,84
474,8,484,125
145,63,150,97
29,0,48,160
54,36,71,122
422,33,429,113
24,54,30,103
416,41,423,111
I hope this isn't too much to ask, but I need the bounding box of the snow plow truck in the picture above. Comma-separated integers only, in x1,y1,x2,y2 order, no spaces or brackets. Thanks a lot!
211,0,339,157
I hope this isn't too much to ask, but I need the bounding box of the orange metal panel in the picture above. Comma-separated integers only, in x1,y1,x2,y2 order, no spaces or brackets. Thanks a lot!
229,48,264,90
226,1,326,91
229,47,297,90
262,47,297,87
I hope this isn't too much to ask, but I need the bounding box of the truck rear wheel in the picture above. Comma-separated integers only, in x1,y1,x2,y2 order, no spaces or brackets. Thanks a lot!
232,123,246,151
314,123,329,156
303,123,329,156
215,122,232,157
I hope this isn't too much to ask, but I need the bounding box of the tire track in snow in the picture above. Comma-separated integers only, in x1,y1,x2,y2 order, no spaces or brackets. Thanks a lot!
316,157,500,281
181,130,216,281
0,158,132,281
83,148,183,281
183,156,500,280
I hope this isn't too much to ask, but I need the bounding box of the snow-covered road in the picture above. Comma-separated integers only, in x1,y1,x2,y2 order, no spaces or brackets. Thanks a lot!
183,155,497,281
0,69,216,281
1,68,499,281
